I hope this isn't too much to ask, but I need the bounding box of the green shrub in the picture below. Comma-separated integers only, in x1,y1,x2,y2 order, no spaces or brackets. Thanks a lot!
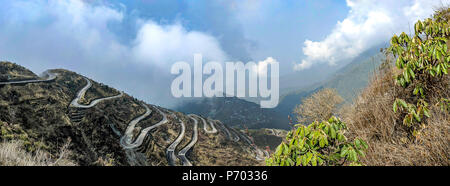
389,13,449,138
0,122,47,152
266,116,367,166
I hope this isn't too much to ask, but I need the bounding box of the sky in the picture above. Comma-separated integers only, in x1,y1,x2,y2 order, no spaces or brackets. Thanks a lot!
0,0,447,108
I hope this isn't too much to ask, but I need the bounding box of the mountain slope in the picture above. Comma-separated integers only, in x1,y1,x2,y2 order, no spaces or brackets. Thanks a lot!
176,97,290,130
275,51,384,118
0,61,265,166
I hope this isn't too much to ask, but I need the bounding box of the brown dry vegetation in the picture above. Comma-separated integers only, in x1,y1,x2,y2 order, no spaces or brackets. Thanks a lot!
294,88,344,124
279,7,450,166
248,128,286,152
348,7,449,166
341,56,449,166
80,80,121,105
191,129,263,166
0,139,75,166
336,7,450,166
0,61,37,81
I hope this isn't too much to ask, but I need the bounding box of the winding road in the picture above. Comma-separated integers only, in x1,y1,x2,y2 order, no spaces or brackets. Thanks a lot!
120,106,168,149
109,123,122,137
0,70,57,85
166,114,185,166
228,127,241,142
69,76,265,163
214,120,233,141
234,128,267,161
238,130,252,145
254,148,266,161
197,116,218,134
267,129,283,137
70,77,123,108
2,68,267,165
178,115,199,166
121,104,152,144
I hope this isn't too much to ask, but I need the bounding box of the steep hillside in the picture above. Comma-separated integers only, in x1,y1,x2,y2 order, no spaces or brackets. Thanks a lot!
0,62,37,81
266,7,450,166
343,8,450,165
176,97,290,130
0,61,266,166
275,51,384,118
247,128,287,152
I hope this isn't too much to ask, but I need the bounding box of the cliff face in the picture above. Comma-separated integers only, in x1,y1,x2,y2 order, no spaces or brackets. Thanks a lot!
0,61,264,166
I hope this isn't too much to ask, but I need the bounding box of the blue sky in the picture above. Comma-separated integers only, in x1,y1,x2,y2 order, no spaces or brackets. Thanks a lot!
96,0,350,73
0,0,445,107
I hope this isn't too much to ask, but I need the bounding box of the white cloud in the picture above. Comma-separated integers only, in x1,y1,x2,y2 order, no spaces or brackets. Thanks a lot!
255,57,278,76
294,0,447,70
0,0,228,70
0,0,134,75
0,0,230,107
132,21,228,66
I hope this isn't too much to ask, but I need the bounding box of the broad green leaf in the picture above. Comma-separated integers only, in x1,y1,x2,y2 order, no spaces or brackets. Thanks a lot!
423,109,430,117
306,152,312,165
296,156,301,166
275,144,283,156
393,101,398,112
302,155,307,166
330,127,336,139
413,87,419,95
355,139,361,149
409,68,415,79
398,99,408,108
357,149,365,157
340,147,348,158
361,140,368,149
413,112,421,122
311,154,317,166
403,70,410,83
319,138,325,148
287,158,294,166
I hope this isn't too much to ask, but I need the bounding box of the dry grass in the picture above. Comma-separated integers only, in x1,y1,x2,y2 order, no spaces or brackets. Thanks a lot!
341,63,449,166
0,139,76,166
294,88,344,124
93,154,116,166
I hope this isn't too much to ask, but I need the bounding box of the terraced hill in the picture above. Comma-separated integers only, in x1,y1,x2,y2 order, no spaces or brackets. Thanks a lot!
0,61,267,166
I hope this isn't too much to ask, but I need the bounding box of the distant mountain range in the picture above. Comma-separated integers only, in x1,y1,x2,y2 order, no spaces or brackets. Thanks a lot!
275,49,384,118
176,96,290,130
176,47,385,129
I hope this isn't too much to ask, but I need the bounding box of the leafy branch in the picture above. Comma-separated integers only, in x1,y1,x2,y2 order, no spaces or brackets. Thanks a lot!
389,14,449,138
266,116,368,166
